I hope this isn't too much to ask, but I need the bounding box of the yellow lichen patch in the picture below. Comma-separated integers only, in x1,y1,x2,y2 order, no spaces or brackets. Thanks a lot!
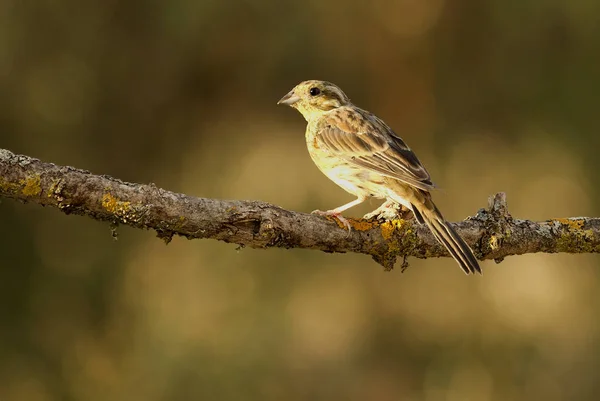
102,193,132,215
584,229,595,241
556,228,599,253
20,174,42,196
348,219,377,231
489,234,500,251
0,177,21,194
554,218,585,230
380,219,405,240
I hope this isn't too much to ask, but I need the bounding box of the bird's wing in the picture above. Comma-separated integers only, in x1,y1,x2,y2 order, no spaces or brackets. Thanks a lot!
316,107,435,191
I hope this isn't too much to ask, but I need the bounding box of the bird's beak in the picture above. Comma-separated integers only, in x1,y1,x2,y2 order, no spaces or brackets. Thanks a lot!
277,90,300,106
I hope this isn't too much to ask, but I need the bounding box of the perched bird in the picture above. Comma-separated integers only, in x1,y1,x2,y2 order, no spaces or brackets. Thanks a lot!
278,80,481,275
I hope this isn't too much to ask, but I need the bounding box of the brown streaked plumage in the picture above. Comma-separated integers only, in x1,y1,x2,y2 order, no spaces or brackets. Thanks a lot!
278,80,481,275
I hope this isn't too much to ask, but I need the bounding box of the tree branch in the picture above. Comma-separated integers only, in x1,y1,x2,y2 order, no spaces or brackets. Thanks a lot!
1,148,598,270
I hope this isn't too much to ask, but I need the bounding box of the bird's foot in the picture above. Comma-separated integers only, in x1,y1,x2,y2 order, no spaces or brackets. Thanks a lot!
363,202,415,221
363,201,398,221
312,209,352,231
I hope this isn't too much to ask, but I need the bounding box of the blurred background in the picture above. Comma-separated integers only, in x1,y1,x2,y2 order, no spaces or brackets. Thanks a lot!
1,0,599,400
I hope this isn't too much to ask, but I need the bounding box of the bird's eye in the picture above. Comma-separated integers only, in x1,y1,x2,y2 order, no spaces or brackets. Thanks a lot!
309,87,321,96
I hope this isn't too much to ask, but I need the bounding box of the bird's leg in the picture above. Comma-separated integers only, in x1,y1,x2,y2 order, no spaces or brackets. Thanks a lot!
312,197,365,230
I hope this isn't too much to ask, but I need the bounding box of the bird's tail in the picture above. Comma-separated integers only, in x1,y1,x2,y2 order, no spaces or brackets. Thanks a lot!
408,195,481,275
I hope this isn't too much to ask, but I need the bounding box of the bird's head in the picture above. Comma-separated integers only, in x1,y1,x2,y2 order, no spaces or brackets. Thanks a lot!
277,80,351,121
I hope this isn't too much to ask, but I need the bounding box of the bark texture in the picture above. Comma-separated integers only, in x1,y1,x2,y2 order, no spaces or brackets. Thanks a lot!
1,148,598,270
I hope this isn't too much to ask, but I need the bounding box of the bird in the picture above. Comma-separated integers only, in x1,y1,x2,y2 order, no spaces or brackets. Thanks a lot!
277,80,481,275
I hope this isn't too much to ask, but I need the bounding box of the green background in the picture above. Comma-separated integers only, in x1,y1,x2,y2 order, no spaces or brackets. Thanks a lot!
1,1,599,400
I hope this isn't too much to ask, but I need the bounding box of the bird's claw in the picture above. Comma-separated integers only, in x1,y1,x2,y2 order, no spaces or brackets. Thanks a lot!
363,203,415,222
363,202,398,221
312,209,352,231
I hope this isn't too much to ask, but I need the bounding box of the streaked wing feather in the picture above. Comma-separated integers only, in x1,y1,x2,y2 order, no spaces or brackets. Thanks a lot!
317,108,434,191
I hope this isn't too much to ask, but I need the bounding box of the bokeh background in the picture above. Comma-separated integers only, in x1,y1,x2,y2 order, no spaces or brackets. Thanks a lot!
1,1,600,400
